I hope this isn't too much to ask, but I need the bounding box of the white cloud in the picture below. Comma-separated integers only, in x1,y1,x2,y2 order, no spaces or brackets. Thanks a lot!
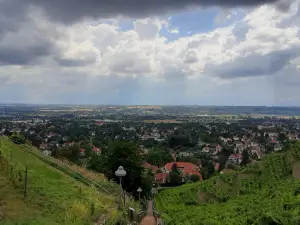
169,28,179,34
1,1,300,104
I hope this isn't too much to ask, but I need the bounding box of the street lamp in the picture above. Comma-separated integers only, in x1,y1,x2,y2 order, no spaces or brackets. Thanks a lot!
151,187,157,200
115,166,126,209
137,187,142,206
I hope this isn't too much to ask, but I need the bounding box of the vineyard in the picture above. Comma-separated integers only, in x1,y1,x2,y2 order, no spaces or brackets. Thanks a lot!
0,137,137,225
155,141,300,225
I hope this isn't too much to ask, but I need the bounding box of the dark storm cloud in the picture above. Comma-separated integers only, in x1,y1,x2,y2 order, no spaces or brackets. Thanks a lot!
20,0,281,23
206,46,300,78
0,0,59,65
0,45,52,65
54,57,96,67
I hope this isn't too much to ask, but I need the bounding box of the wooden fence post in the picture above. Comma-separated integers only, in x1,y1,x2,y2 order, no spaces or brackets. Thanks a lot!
24,166,28,198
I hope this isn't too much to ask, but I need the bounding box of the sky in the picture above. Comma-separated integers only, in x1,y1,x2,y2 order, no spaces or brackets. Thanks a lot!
0,0,300,106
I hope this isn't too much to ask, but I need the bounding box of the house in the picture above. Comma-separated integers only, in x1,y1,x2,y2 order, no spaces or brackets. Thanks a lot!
233,136,240,141
228,154,242,165
92,147,101,155
39,143,48,150
178,151,194,157
202,146,210,153
80,148,86,156
235,141,244,149
155,173,169,184
142,163,159,173
214,163,220,171
49,141,59,148
63,142,75,147
95,121,104,126
274,143,283,152
42,150,52,156
165,162,202,180
271,138,278,144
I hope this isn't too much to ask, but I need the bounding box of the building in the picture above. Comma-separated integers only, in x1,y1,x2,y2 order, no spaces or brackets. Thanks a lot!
228,154,242,165
142,163,159,173
274,143,283,152
165,162,202,180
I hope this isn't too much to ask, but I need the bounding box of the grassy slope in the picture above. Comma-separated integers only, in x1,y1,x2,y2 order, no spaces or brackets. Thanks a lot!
155,149,300,225
0,138,119,225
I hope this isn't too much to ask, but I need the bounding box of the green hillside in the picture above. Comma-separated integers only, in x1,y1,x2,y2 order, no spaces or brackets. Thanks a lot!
155,142,300,225
0,137,134,225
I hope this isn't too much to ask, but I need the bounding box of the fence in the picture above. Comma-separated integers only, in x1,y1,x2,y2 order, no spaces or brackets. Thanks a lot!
21,145,113,196
0,149,28,197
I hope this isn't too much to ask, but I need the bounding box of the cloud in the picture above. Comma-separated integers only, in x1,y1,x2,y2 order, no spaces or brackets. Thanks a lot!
11,0,282,24
169,28,179,34
0,2,59,65
0,0,300,105
206,47,300,78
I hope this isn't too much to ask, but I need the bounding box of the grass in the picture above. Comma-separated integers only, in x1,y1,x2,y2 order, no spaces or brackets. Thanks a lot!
0,137,121,224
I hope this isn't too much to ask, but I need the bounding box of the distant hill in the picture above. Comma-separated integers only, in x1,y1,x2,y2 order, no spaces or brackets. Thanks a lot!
155,141,300,225
0,138,136,225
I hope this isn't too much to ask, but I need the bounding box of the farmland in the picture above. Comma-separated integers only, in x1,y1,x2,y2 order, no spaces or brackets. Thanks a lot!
143,119,183,124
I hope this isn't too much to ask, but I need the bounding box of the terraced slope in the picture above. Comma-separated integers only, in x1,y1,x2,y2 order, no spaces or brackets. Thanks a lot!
155,142,300,225
0,137,123,225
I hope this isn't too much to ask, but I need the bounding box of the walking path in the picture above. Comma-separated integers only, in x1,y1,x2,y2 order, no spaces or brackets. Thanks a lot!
139,201,156,225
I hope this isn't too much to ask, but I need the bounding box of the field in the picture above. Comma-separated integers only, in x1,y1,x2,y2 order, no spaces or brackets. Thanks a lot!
155,145,300,225
0,137,132,225
143,119,183,124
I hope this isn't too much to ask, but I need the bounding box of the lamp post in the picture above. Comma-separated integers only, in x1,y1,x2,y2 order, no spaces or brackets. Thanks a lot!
137,187,142,206
151,187,157,200
115,166,126,209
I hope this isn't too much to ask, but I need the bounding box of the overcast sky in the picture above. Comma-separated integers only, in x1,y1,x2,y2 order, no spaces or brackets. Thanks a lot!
0,0,299,105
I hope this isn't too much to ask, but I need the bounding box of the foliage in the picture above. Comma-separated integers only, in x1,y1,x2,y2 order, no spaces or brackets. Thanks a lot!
52,143,81,163
155,142,300,225
241,149,250,165
10,133,26,145
145,148,172,166
168,172,182,186
88,141,147,196
190,174,200,182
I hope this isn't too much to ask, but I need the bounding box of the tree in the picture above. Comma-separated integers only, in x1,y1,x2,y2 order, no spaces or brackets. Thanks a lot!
145,148,172,166
201,160,215,180
278,133,287,143
10,133,26,145
168,172,182,186
88,141,144,194
241,149,250,165
190,174,200,182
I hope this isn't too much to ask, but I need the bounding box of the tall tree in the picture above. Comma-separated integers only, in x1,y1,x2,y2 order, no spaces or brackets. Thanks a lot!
89,141,144,194
241,149,250,165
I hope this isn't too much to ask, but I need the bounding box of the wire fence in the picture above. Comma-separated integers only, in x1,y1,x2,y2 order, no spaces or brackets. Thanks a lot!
0,138,114,196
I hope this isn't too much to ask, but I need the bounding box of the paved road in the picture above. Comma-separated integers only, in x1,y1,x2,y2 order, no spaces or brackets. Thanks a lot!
139,201,156,225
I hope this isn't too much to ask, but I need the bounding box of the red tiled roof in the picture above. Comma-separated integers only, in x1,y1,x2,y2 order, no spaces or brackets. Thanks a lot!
214,163,220,171
165,162,202,180
231,154,242,159
142,163,158,173
155,173,169,184
92,147,101,153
